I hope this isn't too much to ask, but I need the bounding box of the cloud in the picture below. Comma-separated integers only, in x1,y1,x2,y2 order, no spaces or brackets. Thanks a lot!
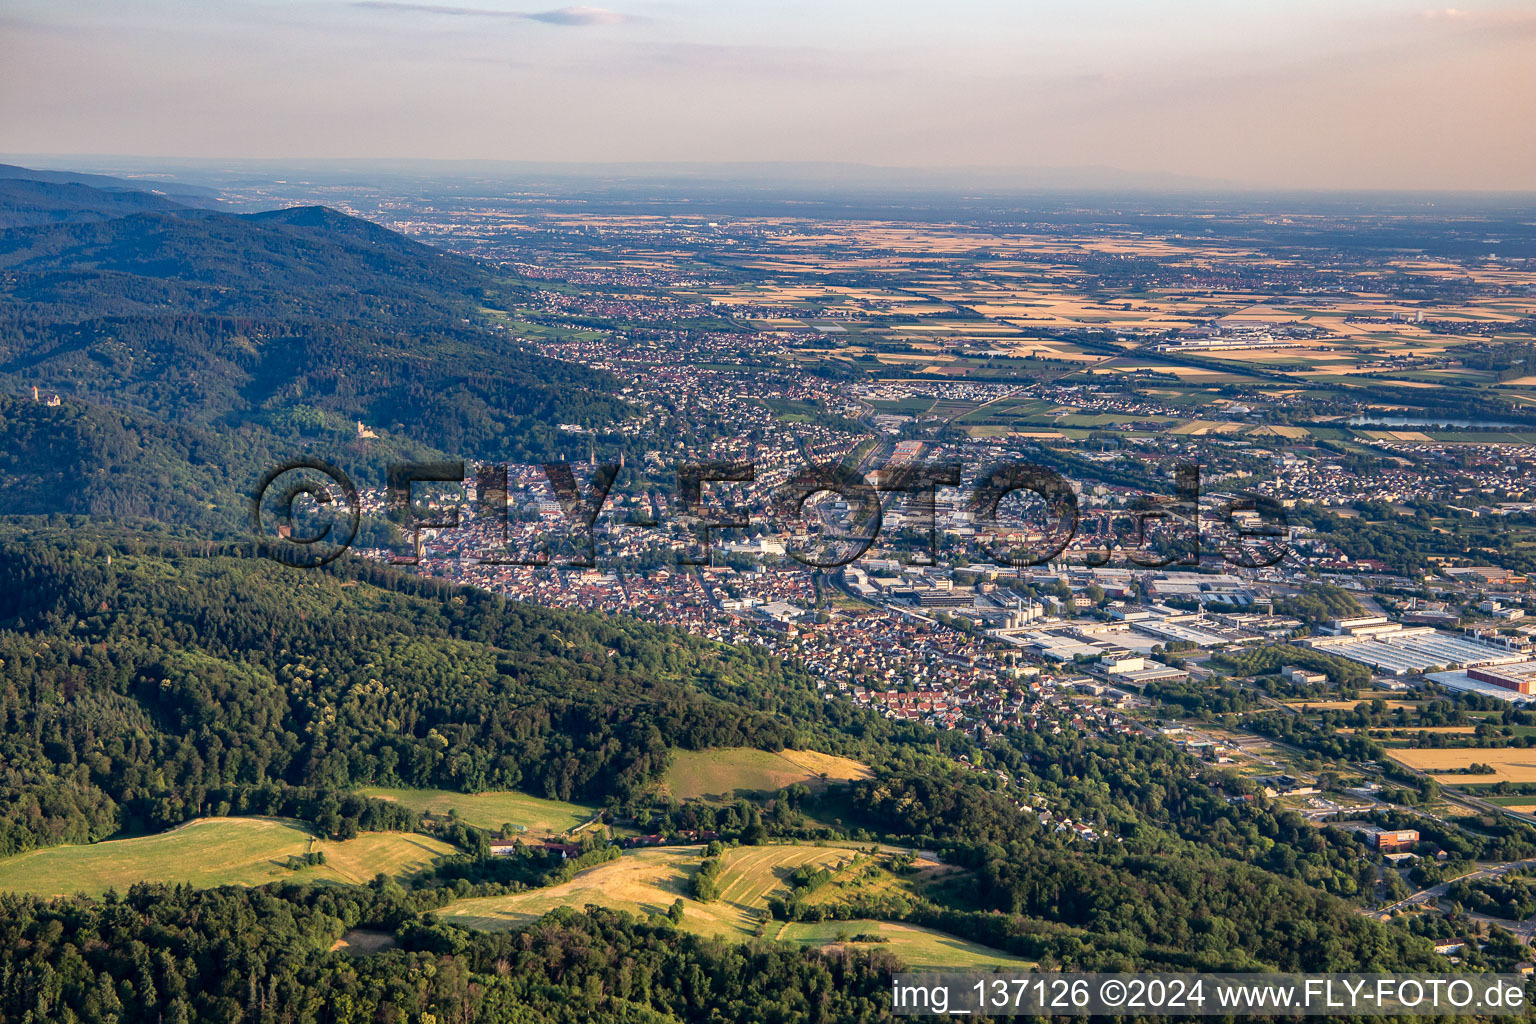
1417,6,1536,29
353,2,629,25
526,6,626,25
622,42,840,75
1412,6,1536,40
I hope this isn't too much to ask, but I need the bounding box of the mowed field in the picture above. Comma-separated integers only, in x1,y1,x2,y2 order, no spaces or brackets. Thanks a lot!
661,748,872,800
357,787,594,837
0,817,456,897
441,843,856,937
441,842,1029,969
776,921,1034,971
1386,748,1536,783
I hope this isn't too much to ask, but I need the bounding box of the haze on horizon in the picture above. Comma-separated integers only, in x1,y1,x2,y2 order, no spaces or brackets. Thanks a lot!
3,0,1533,191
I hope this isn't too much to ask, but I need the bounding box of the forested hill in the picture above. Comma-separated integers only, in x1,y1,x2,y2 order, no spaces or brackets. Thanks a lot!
0,162,220,203
0,200,482,323
0,530,1456,980
0,531,890,858
0,170,630,529
0,393,256,523
0,527,1463,997
0,178,192,229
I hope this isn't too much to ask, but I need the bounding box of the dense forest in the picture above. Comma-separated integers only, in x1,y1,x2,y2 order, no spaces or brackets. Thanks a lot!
0,531,1507,1021
0,314,628,463
815,757,1442,972
0,529,918,855
3,529,1493,955
0,887,899,1024
0,178,194,229
0,178,632,530
2,169,1526,1022
0,394,297,526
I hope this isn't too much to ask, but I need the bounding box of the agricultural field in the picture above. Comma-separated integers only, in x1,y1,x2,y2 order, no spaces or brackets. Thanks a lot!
438,841,1025,968
1287,699,1419,711
1386,748,1536,784
775,920,1034,971
439,842,854,937
1248,424,1312,440
0,817,455,897
356,787,596,837
660,748,872,800
317,831,458,884
511,213,1533,407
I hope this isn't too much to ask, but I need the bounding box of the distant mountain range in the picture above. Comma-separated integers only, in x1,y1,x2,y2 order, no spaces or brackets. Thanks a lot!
0,178,193,228
0,165,628,530
0,161,221,200
1,156,1233,197
0,185,484,321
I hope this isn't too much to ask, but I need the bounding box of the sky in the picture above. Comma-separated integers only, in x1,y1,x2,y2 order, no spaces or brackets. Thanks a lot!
3,0,1534,190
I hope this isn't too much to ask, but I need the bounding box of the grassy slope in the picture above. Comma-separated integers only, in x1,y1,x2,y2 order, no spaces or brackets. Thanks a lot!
356,787,596,837
0,817,455,897
440,844,854,937
776,920,1036,971
440,841,1028,969
660,748,872,801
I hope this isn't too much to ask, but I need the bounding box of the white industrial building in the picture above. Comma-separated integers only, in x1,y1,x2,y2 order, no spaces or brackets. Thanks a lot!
1306,628,1528,677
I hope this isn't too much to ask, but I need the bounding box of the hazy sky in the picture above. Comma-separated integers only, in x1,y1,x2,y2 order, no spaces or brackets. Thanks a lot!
3,0,1533,189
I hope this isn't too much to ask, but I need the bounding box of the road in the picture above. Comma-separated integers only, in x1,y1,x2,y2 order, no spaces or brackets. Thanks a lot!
1211,680,1536,938
1370,857,1536,941
1229,680,1535,831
